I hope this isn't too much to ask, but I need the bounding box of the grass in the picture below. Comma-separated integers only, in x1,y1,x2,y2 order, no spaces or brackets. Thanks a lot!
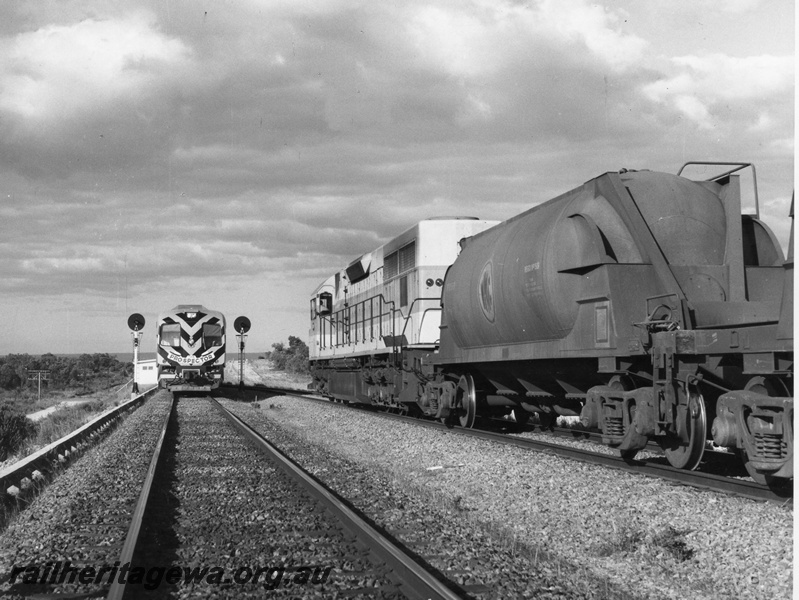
650,525,695,561
595,521,694,562
0,378,130,414
0,397,122,531
0,398,112,469
596,521,645,557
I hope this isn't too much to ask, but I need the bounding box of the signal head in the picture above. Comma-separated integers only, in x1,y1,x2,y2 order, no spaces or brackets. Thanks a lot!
234,316,251,334
127,313,145,331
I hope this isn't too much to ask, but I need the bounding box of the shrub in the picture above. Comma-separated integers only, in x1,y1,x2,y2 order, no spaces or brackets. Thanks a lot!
0,405,37,460
0,364,21,390
266,336,309,375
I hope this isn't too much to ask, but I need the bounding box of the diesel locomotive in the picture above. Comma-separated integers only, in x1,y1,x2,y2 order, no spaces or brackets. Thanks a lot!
156,305,227,394
309,163,793,484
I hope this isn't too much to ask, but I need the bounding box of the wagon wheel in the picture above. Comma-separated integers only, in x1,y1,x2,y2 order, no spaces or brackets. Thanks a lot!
454,374,477,429
663,388,706,470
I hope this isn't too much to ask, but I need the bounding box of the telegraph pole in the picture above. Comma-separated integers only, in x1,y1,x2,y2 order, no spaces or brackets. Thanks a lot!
27,370,50,403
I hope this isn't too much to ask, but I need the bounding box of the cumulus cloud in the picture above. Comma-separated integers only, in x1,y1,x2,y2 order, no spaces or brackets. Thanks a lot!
643,53,793,130
0,11,193,132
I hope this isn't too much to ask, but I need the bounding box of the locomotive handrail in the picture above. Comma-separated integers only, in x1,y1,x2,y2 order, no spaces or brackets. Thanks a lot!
398,297,445,345
677,161,759,219
321,294,444,352
319,293,396,350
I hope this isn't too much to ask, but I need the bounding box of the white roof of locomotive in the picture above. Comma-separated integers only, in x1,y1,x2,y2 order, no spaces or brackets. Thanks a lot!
310,217,499,297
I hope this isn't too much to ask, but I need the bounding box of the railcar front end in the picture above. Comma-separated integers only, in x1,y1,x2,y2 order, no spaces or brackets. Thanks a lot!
156,304,226,394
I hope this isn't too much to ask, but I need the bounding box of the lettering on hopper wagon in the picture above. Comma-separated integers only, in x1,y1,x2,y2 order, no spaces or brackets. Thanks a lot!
524,262,540,273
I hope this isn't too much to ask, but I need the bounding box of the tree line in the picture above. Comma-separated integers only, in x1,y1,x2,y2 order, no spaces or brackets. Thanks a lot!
0,353,131,392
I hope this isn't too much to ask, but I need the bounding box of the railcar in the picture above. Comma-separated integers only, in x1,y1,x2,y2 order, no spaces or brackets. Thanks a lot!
309,163,793,484
156,305,226,394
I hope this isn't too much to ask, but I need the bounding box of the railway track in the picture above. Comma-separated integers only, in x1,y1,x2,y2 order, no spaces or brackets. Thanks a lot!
0,392,175,599
110,395,469,599
229,384,792,505
0,387,159,527
3,392,472,598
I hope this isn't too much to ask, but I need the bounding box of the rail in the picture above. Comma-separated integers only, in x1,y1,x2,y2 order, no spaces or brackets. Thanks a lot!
106,393,175,600
0,386,160,507
209,397,465,600
237,384,792,505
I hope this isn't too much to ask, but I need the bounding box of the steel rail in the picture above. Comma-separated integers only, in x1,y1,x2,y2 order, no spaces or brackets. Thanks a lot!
233,385,792,505
106,393,176,600
208,397,466,600
1,387,159,507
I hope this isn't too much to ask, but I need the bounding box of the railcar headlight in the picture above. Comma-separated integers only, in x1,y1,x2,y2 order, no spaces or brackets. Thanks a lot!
435,278,444,286
426,278,434,287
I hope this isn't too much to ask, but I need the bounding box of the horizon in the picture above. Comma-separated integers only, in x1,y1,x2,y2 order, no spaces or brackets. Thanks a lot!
1,1,793,355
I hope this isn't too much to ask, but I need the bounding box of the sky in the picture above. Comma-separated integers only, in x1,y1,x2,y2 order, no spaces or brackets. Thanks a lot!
0,0,794,355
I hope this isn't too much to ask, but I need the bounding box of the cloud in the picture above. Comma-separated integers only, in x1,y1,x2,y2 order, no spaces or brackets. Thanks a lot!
0,11,193,132
643,53,793,129
0,0,792,353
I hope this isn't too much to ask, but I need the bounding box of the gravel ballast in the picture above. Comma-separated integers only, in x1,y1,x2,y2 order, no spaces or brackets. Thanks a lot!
0,392,174,598
138,397,406,599
225,395,792,600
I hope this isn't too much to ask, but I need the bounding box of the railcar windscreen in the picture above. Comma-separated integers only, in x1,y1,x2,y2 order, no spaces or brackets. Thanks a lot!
203,323,223,347
160,324,181,346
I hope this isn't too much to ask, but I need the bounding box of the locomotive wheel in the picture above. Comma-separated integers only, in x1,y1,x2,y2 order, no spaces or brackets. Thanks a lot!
455,374,477,429
663,388,706,470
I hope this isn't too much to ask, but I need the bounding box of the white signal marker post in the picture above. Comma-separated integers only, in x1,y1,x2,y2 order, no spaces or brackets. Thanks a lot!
233,316,251,388
127,313,146,398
